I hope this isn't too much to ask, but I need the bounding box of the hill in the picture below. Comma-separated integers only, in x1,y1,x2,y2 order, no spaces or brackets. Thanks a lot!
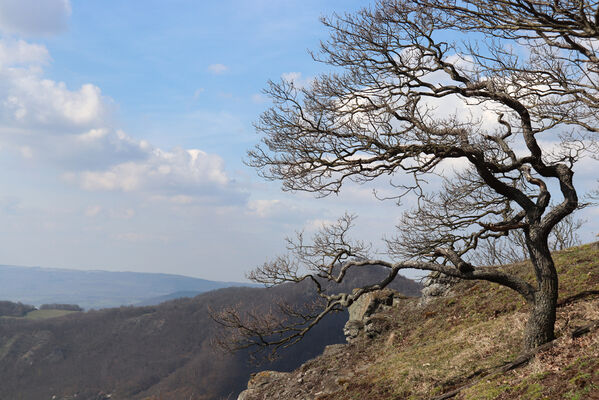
239,242,599,400
0,267,421,399
134,290,205,306
0,265,254,309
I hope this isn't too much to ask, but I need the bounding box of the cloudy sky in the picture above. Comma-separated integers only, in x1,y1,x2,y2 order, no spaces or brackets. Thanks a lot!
0,0,596,281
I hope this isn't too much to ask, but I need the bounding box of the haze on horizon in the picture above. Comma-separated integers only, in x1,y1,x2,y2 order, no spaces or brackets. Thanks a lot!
0,0,597,281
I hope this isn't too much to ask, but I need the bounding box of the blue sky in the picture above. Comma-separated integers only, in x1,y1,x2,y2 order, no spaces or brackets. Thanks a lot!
0,0,405,280
0,0,597,281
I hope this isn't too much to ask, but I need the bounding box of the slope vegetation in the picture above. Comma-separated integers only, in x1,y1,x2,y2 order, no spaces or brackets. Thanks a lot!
241,242,599,400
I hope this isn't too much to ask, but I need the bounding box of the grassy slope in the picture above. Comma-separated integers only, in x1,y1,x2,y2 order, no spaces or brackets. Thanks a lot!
305,243,599,400
0,309,79,320
23,309,79,320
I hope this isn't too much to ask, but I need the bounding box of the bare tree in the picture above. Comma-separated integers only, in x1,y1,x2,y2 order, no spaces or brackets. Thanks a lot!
223,0,599,352
474,214,585,266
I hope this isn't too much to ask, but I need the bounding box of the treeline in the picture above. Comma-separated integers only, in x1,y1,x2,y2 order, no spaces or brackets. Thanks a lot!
39,304,83,312
0,301,35,317
0,301,83,317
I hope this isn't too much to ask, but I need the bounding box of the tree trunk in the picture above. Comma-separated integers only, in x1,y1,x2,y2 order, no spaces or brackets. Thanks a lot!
523,235,558,351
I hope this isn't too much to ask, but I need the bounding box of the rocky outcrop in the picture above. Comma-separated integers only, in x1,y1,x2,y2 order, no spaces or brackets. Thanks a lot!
238,371,291,400
343,289,402,342
236,288,420,400
419,271,460,305
236,344,359,400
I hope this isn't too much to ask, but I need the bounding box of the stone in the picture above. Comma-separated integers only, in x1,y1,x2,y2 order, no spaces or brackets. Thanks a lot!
237,388,255,400
343,289,399,342
247,370,290,389
419,271,460,305
343,319,364,341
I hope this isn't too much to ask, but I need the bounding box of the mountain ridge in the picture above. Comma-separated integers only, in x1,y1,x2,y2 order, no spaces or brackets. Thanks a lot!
0,266,422,399
0,264,255,309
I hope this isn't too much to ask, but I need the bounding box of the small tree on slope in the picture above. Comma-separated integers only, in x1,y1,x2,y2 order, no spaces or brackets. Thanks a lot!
218,0,599,353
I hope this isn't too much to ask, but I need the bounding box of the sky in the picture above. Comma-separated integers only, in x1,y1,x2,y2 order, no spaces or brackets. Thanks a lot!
0,0,597,281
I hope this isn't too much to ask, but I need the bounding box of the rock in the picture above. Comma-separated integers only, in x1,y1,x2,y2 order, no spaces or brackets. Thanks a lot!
419,271,460,305
247,370,290,389
343,319,364,341
364,315,391,338
237,389,256,400
348,289,395,321
344,289,399,342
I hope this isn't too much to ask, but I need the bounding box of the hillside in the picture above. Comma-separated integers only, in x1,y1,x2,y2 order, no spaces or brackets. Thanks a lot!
239,242,599,400
0,267,421,399
0,265,254,309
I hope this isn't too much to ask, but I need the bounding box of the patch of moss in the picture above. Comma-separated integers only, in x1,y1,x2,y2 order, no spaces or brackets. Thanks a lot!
461,376,512,400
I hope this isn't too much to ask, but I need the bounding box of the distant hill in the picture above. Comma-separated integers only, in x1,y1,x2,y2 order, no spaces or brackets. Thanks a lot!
135,290,205,306
0,265,254,309
0,267,421,400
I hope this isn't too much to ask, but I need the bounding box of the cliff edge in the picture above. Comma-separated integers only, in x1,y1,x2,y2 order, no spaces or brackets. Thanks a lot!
238,242,599,400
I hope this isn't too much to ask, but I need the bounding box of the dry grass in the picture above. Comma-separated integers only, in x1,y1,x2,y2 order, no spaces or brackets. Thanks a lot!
319,242,599,400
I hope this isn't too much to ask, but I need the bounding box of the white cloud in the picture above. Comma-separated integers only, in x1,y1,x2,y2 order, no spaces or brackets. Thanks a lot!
281,72,312,89
84,205,103,217
0,39,49,66
247,199,282,217
0,0,71,36
304,218,335,232
0,38,247,205
68,147,230,195
0,59,109,130
208,63,229,75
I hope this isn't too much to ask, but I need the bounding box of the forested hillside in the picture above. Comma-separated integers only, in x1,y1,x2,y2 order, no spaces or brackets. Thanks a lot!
0,268,421,399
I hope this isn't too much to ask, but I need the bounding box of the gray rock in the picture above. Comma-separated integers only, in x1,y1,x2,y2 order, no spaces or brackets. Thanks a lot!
343,319,364,341
344,289,398,342
419,271,460,305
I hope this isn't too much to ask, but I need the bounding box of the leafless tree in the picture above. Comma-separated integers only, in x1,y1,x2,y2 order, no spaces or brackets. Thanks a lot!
474,214,585,266
219,0,599,352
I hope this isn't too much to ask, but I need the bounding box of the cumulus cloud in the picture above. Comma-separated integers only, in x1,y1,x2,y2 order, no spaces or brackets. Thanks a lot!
0,38,246,205
304,218,335,232
247,199,283,217
0,39,49,66
68,147,228,193
0,53,109,131
208,63,228,75
0,0,71,36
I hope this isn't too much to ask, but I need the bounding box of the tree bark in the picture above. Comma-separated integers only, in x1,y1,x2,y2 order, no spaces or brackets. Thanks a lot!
523,234,558,350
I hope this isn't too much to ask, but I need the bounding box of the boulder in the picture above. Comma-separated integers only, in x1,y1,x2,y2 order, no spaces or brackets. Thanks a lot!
419,271,460,305
343,289,398,342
